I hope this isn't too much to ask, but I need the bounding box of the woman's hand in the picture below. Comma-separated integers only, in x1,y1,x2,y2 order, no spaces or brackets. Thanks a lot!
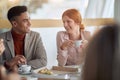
6,72,21,80
0,39,5,55
80,40,88,48
0,66,7,80
60,40,74,50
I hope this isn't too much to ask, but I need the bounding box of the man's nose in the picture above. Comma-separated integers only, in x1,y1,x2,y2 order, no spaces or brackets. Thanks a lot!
28,20,31,26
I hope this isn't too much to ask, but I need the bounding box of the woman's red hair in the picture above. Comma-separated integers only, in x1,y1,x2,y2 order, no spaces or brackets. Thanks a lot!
62,9,84,30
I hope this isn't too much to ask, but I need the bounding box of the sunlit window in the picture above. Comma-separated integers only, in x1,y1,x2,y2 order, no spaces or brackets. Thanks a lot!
30,0,89,19
0,0,114,19
30,0,114,19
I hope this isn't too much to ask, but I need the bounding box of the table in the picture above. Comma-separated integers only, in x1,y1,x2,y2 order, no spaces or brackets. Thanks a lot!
20,66,82,80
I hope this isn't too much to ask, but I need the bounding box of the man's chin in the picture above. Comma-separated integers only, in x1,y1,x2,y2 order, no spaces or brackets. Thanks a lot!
26,29,31,33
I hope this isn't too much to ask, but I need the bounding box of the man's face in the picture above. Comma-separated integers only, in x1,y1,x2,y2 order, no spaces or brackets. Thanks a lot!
12,12,31,34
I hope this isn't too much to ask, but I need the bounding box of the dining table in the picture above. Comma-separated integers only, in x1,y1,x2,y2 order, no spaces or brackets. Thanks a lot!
20,65,82,80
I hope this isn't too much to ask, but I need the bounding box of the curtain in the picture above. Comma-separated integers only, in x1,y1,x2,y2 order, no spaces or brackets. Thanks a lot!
113,1,120,80
84,0,114,18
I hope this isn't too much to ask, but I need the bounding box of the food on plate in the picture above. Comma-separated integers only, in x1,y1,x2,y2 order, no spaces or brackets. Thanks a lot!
38,68,53,75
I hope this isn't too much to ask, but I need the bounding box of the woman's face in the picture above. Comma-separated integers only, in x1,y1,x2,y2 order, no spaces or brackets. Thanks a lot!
62,15,80,34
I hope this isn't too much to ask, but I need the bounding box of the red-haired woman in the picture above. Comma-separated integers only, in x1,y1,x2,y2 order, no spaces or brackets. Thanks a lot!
56,9,91,66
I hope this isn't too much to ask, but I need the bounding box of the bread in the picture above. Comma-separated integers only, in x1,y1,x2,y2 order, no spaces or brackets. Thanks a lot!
38,68,53,75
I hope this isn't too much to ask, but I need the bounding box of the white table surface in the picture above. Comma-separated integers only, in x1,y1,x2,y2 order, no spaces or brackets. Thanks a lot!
20,66,82,80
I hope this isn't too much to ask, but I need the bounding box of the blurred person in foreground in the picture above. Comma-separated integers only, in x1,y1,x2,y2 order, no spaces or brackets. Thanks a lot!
5,72,21,80
56,9,91,66
0,39,20,80
82,24,120,80
0,5,47,72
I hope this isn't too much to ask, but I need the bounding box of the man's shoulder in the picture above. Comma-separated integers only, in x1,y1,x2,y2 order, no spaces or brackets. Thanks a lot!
0,31,10,36
29,31,39,35
27,31,40,37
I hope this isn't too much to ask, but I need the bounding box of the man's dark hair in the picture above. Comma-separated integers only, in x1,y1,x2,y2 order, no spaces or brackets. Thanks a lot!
7,5,27,21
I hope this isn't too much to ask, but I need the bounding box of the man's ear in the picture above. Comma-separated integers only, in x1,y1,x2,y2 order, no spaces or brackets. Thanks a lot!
11,21,17,27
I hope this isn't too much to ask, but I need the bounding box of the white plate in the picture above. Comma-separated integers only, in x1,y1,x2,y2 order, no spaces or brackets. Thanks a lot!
32,73,70,79
32,67,70,79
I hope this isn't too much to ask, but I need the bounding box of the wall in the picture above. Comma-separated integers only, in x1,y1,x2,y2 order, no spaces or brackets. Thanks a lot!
0,26,99,68
32,27,65,68
31,27,95,68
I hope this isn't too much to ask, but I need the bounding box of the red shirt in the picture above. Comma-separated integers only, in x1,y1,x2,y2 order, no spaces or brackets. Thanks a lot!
11,30,25,56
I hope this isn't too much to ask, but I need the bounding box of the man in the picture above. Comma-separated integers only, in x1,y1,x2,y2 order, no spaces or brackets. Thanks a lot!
0,6,47,70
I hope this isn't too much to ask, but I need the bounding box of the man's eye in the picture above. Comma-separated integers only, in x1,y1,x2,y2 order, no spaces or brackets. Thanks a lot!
23,20,27,22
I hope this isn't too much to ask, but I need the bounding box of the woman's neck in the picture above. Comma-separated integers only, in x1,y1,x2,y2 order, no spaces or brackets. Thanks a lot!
69,31,81,40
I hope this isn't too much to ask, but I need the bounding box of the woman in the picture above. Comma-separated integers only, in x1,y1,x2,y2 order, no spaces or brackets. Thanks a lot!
56,9,91,66
82,24,120,80
0,39,6,80
0,39,5,55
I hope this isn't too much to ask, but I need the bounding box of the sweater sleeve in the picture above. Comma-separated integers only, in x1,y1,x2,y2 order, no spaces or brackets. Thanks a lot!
56,31,68,66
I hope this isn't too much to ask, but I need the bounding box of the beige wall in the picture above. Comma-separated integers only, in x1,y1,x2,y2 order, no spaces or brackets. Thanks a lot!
0,18,114,29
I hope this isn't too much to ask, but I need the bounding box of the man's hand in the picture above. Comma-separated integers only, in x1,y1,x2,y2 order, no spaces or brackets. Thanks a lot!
5,55,26,71
10,55,26,65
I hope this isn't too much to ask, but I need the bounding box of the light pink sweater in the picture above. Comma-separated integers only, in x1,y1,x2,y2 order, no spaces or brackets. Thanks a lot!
56,30,90,66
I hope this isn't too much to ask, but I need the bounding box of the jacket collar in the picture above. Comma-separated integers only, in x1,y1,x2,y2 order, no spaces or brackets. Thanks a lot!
6,30,31,57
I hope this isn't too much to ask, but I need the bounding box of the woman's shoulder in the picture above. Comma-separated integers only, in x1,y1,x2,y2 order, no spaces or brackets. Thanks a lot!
83,30,90,33
82,30,91,35
81,30,91,40
57,31,68,36
57,31,69,40
57,31,67,34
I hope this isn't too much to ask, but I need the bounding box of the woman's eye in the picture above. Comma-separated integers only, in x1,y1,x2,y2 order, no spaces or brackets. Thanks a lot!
67,21,70,23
